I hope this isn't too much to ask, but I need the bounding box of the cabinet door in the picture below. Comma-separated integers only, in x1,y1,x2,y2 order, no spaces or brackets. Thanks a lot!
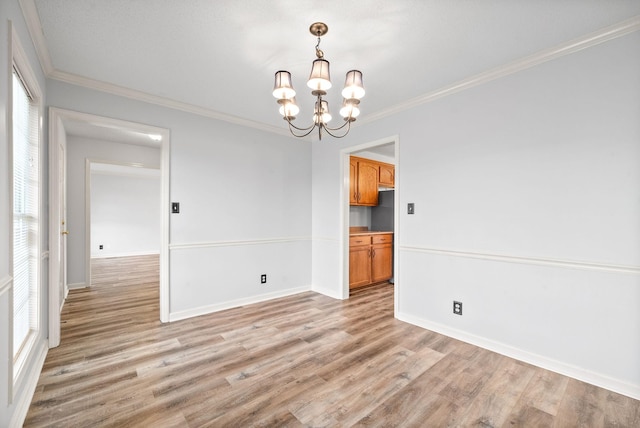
349,245,372,288
357,160,379,205
349,158,358,205
371,243,393,283
378,163,395,187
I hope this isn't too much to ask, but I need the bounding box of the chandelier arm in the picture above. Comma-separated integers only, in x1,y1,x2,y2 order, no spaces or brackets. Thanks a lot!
323,118,352,132
285,119,316,132
321,120,352,139
286,119,318,138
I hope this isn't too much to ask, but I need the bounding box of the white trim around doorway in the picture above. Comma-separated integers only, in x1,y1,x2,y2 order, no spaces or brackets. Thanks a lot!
340,135,400,316
48,108,171,350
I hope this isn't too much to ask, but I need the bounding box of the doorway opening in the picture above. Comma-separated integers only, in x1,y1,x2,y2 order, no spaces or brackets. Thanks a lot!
87,161,161,289
48,108,170,347
341,136,399,315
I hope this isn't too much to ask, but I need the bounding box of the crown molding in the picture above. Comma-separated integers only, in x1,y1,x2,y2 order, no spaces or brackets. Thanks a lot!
19,0,290,136
18,0,54,75
19,0,640,134
47,68,291,136
360,15,640,125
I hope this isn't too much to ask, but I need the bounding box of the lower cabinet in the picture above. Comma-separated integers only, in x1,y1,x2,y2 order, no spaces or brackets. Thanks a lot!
349,233,393,289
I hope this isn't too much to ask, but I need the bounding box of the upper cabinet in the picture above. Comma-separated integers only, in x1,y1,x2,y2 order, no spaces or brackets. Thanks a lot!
350,157,379,206
350,156,395,206
378,162,395,188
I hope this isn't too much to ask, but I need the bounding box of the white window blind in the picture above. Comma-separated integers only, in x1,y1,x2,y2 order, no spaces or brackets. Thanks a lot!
12,67,39,359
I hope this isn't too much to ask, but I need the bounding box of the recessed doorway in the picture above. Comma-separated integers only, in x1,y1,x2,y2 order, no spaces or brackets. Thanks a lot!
48,108,170,347
341,136,399,315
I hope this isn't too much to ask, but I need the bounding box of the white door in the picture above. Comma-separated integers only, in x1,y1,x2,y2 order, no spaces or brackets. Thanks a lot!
49,112,67,348
59,143,68,306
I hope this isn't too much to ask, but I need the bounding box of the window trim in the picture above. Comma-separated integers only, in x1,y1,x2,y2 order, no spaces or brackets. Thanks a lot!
8,22,44,401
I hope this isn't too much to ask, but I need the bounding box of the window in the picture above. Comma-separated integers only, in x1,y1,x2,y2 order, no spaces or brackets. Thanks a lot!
12,65,40,372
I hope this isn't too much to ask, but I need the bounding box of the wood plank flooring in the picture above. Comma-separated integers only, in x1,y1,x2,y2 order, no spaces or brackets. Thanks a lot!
25,255,639,427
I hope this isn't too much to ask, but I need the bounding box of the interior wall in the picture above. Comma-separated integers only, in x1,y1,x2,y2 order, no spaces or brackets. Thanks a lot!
46,82,313,320
90,170,161,258
311,31,640,397
66,137,161,286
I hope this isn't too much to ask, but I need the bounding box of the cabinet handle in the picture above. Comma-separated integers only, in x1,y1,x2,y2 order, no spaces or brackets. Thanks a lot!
371,249,376,258
368,248,372,257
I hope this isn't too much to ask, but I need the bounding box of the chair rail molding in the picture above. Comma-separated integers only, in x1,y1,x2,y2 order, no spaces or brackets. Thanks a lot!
400,246,640,275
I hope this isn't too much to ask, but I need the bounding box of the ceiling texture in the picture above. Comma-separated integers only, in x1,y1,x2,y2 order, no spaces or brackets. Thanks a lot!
21,0,640,139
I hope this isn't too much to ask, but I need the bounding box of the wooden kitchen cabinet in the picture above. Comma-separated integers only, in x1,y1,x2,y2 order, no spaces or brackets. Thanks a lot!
371,235,393,283
349,235,372,288
350,156,379,206
378,162,395,188
349,233,393,289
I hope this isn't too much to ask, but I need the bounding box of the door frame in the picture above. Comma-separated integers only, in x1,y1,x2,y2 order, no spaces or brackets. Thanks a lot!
48,108,171,347
340,135,400,314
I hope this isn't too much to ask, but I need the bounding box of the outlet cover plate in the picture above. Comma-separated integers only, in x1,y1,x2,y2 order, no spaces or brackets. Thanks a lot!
453,301,463,315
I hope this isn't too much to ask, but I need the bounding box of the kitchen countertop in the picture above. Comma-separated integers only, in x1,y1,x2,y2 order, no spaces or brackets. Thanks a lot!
349,231,394,236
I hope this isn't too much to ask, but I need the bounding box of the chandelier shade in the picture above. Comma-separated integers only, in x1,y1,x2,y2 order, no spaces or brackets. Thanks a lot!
272,71,296,100
272,22,365,140
278,97,300,118
339,98,360,119
307,59,332,91
314,100,332,124
342,70,365,100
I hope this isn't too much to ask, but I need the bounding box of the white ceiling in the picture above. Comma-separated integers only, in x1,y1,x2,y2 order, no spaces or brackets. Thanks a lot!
24,1,640,136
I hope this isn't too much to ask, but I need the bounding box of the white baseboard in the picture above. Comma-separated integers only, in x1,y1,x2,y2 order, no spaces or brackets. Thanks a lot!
67,282,87,290
311,284,344,300
397,311,640,401
169,286,311,322
91,251,160,259
9,338,48,428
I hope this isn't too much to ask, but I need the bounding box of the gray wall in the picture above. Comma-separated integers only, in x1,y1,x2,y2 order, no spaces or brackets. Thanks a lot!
91,170,161,258
48,82,313,319
311,30,640,396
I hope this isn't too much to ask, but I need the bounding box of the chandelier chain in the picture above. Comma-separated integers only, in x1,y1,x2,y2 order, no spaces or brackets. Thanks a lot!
315,37,324,59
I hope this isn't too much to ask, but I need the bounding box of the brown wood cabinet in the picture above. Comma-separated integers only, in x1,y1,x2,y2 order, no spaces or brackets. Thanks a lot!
349,233,393,289
371,234,393,283
378,162,395,188
350,156,395,206
350,157,379,206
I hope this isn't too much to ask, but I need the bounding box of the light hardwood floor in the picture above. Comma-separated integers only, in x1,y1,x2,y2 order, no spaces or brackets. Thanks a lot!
25,255,639,427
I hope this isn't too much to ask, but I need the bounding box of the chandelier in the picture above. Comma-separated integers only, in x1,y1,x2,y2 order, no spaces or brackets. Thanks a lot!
272,22,365,140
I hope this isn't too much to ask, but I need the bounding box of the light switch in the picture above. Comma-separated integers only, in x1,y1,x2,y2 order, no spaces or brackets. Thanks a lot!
407,203,415,214
172,202,180,213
